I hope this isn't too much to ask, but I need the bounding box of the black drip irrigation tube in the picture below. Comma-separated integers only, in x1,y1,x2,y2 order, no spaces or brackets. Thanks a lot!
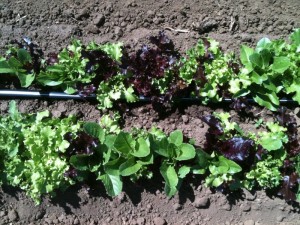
0,90,298,105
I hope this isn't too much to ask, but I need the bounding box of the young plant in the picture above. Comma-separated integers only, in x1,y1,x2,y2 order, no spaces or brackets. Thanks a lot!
0,47,35,87
149,130,196,196
96,73,137,110
67,121,154,197
205,155,242,188
179,38,240,103
0,101,80,204
37,40,94,94
231,28,300,111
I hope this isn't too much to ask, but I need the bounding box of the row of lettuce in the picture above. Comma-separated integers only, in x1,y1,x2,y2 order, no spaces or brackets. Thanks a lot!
0,101,299,204
0,29,299,111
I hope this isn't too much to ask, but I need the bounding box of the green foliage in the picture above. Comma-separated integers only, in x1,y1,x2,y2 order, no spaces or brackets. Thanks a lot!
201,112,290,192
76,121,155,197
150,130,196,196
199,41,239,103
214,112,241,136
179,39,240,103
0,102,299,203
257,122,288,151
99,112,121,134
87,42,123,62
37,40,93,94
245,156,283,189
1,30,299,111
205,155,242,188
0,101,80,204
232,29,300,110
96,74,137,110
179,39,205,84
0,48,35,87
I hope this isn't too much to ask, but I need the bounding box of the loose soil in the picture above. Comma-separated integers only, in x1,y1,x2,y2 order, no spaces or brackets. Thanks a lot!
0,0,300,224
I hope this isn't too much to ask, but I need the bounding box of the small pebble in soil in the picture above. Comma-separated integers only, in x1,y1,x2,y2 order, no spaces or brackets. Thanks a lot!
75,8,89,20
7,209,18,222
0,210,7,218
193,196,210,208
136,217,146,225
173,203,182,211
73,218,80,225
153,217,167,225
86,24,99,34
117,192,126,203
182,115,189,123
294,107,300,116
241,203,251,212
114,26,123,36
35,210,45,220
147,203,153,210
276,215,285,222
243,219,255,225
94,14,105,27
221,202,232,211
243,189,256,201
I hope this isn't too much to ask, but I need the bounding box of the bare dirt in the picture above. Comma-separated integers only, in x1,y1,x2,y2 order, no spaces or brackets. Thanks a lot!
0,0,300,224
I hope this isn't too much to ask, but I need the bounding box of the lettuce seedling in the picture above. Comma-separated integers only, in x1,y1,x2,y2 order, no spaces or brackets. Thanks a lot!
37,40,94,94
205,155,242,188
232,29,300,111
0,48,35,87
0,102,80,204
150,130,196,196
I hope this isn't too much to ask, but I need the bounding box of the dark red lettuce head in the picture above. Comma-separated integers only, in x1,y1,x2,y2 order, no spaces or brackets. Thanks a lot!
278,173,299,202
217,137,255,162
64,131,99,156
201,115,224,136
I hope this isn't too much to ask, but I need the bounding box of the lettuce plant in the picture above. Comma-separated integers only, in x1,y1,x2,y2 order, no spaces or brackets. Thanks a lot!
37,40,94,94
67,122,154,197
230,29,300,111
0,101,80,204
149,130,196,196
96,73,137,109
179,39,240,104
205,155,242,188
0,48,35,87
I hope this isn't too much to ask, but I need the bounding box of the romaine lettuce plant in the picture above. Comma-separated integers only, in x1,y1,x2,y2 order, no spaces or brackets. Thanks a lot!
230,28,300,111
149,130,196,196
0,47,35,87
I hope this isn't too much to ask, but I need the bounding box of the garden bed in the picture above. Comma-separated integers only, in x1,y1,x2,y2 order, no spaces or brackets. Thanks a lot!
1,0,300,225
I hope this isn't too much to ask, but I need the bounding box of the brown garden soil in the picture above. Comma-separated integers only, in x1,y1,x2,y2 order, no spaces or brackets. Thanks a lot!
1,0,300,224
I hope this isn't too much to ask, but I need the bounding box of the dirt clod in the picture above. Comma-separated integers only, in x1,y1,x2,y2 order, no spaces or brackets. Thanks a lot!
173,203,182,211
35,210,45,220
136,217,146,225
7,209,18,222
0,211,6,218
193,197,210,209
243,220,255,225
243,189,257,201
153,217,167,225
241,203,251,212
94,14,105,27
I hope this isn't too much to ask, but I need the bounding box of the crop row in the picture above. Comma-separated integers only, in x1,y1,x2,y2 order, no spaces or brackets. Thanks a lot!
0,29,299,111
0,101,299,204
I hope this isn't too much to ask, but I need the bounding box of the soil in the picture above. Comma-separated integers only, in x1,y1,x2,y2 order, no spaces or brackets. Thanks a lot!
0,0,300,225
